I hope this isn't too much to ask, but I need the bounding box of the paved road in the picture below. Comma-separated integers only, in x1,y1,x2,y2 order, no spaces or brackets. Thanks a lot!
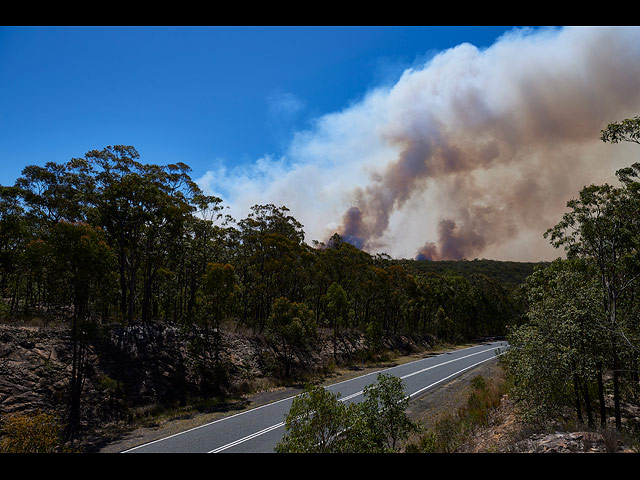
122,340,508,453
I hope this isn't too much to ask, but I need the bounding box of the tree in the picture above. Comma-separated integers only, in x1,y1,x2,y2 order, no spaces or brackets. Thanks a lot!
265,297,316,378
600,115,640,146
47,220,115,439
325,282,349,361
275,373,418,453
364,317,384,359
0,186,27,309
544,169,640,429
235,204,308,332
357,373,419,451
14,161,86,227
192,262,239,394
503,260,606,426
539,115,640,429
275,384,352,453
70,146,209,324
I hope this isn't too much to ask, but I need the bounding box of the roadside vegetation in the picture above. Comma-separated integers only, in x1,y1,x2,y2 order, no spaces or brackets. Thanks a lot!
501,116,640,448
276,373,419,453
405,374,507,453
0,410,76,453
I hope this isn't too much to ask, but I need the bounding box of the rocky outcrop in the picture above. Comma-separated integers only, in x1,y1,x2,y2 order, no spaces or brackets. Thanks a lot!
0,320,439,451
0,325,71,416
1,322,427,421
519,431,615,453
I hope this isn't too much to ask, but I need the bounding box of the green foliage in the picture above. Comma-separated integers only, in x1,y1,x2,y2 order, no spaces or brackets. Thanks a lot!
0,144,533,436
397,257,545,286
506,115,640,430
188,263,239,394
364,318,385,358
600,115,640,145
275,384,352,453
266,297,317,378
504,259,607,426
326,281,349,361
326,282,349,325
406,374,506,453
276,373,418,453
358,373,419,451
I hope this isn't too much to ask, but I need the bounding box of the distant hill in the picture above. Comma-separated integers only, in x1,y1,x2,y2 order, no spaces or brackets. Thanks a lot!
393,258,550,286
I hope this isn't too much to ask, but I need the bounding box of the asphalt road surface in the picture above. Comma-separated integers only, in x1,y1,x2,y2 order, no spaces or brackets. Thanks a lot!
122,340,508,453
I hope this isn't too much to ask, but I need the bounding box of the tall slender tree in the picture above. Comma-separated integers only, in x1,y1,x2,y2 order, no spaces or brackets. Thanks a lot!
544,117,640,429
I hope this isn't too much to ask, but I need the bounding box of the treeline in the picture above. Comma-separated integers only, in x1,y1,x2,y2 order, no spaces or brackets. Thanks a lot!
0,145,524,342
396,258,547,287
0,145,525,439
503,116,640,435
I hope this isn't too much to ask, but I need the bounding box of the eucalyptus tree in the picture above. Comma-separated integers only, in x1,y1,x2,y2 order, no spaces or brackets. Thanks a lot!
47,220,115,439
357,373,419,451
192,262,239,394
325,282,349,361
504,260,606,426
276,373,417,453
14,161,87,228
67,146,210,324
0,186,28,314
11,161,91,315
235,204,308,332
265,296,316,378
543,116,640,428
322,234,373,328
544,178,640,428
275,383,352,453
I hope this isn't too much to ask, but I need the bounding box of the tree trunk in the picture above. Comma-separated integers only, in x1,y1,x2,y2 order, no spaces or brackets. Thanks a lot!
583,380,594,427
597,362,607,428
572,368,584,424
612,338,622,429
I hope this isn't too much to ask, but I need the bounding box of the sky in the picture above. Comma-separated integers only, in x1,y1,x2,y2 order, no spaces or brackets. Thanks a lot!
2,26,640,262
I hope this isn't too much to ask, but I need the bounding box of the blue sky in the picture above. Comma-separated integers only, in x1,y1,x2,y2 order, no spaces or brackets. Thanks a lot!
0,26,517,186
3,26,639,262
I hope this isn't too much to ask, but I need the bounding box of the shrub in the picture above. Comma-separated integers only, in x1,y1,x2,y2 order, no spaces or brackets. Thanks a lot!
0,410,73,453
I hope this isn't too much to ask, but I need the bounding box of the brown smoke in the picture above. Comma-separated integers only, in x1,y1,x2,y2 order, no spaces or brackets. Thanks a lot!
333,27,640,260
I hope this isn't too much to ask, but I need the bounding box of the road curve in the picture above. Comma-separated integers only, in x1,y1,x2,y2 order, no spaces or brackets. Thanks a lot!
122,340,508,453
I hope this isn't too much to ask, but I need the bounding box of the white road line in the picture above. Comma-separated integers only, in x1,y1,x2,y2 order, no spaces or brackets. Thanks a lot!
408,350,508,399
400,346,502,380
208,422,285,453
120,394,296,453
207,344,507,453
123,342,507,453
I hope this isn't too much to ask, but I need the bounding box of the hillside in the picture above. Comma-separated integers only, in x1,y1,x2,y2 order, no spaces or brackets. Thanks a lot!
395,258,549,286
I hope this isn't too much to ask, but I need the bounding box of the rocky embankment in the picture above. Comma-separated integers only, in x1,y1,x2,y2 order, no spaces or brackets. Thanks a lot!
2,321,637,453
0,320,432,450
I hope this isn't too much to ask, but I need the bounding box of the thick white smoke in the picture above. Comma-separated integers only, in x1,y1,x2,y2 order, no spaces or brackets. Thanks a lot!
197,26,640,261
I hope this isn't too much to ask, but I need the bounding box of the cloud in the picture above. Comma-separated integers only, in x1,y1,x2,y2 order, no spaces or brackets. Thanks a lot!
267,90,305,119
266,90,306,146
198,26,640,262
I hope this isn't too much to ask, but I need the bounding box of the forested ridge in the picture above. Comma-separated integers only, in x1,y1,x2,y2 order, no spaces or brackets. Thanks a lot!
395,258,547,287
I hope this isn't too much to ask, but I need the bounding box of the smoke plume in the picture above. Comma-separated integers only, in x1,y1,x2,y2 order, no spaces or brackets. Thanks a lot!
199,26,640,261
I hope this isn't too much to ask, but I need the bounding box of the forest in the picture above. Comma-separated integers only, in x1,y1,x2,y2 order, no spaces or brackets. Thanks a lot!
1,115,639,451
0,145,530,442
